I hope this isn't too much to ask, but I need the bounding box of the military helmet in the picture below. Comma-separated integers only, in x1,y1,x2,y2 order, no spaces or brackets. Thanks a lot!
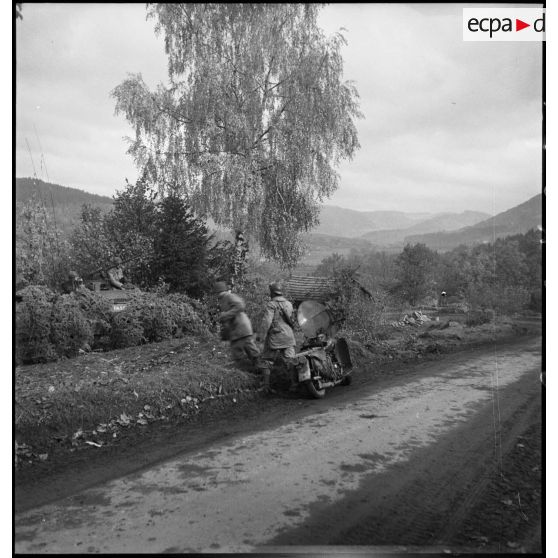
68,270,79,279
269,281,283,296
214,281,229,294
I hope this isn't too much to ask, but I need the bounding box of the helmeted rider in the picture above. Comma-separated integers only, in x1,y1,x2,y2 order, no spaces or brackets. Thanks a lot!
214,281,270,389
257,281,297,390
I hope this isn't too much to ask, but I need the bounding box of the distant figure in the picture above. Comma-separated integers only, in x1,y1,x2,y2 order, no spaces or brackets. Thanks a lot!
232,231,249,286
61,271,84,294
440,291,447,307
107,257,126,290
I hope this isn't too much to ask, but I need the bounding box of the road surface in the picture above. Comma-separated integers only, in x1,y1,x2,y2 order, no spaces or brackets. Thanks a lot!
15,337,542,553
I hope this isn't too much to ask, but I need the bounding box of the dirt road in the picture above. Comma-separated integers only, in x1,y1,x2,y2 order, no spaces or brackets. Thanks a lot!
15,337,542,554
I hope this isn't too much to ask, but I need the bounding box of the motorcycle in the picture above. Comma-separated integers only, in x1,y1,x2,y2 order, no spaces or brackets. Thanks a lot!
290,300,353,399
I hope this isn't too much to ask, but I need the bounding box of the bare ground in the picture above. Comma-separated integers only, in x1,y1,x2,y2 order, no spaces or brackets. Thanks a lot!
14,334,543,553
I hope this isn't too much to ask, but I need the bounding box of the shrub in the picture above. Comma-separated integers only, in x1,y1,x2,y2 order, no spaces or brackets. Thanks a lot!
466,309,495,327
109,308,145,349
466,285,530,314
109,291,213,349
341,292,391,345
16,284,215,361
73,289,114,350
49,295,94,357
15,286,57,364
166,293,213,338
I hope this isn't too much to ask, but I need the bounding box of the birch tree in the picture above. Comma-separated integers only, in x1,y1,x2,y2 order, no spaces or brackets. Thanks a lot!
112,3,361,268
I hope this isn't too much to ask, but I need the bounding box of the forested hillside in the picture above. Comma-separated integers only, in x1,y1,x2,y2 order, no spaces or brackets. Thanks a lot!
16,177,114,232
405,194,543,250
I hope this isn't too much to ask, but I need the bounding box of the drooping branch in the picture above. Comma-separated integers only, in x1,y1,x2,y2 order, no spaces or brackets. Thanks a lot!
113,4,361,268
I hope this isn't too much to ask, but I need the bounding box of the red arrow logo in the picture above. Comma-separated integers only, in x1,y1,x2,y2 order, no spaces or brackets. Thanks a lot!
516,19,530,31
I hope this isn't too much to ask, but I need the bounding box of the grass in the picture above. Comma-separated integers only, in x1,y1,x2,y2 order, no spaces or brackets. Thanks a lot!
15,335,261,460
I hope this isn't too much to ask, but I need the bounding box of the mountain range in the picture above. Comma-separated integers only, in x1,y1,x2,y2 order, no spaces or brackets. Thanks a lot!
16,177,542,257
404,193,543,250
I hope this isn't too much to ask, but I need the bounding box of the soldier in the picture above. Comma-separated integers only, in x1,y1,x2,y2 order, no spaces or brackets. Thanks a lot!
214,282,271,389
257,281,298,390
107,257,126,289
61,271,84,294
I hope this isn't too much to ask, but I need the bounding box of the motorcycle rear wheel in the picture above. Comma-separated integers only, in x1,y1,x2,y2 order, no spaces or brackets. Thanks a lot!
304,379,326,399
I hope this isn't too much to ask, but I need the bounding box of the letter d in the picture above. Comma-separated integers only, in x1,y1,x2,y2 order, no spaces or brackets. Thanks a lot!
534,13,545,32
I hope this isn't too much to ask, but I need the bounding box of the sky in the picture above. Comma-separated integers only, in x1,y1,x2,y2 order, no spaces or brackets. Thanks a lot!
15,3,543,215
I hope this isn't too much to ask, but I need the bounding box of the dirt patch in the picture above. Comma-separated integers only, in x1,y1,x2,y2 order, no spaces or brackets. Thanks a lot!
268,366,542,552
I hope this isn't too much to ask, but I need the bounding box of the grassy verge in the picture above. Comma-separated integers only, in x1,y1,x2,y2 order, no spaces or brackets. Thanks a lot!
15,335,261,465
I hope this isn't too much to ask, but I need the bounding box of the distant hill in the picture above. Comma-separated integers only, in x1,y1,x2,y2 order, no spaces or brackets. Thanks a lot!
16,177,114,232
361,210,490,247
314,205,435,238
301,232,374,265
405,194,543,250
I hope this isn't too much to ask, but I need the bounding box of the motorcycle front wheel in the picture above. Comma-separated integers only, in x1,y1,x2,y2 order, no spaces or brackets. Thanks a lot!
304,378,326,399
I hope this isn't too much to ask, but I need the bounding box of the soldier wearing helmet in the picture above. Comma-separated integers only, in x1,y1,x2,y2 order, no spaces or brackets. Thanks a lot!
214,281,270,388
61,270,84,294
257,281,297,388
107,256,126,289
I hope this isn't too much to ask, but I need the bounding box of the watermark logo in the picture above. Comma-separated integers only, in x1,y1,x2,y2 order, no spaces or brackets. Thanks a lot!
463,8,545,41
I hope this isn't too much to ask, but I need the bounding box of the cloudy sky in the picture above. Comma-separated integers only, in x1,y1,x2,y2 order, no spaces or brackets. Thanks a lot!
15,3,542,215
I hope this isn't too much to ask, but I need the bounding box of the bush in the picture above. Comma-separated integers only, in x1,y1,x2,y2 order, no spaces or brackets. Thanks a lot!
109,291,213,349
466,285,530,314
73,289,114,350
166,293,213,337
16,286,58,364
466,309,495,327
16,284,215,361
109,309,146,349
49,295,94,357
341,292,391,345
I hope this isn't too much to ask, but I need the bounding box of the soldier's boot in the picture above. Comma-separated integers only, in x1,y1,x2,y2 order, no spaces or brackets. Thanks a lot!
288,365,299,392
261,369,275,393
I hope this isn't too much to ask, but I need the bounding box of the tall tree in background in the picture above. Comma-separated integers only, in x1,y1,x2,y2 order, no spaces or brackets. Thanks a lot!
391,243,439,306
151,195,213,296
112,3,361,269
104,179,158,286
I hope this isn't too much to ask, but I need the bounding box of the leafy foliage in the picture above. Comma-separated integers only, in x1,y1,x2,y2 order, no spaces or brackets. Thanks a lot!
103,179,158,286
16,196,71,290
151,195,213,296
49,295,94,358
111,290,211,348
69,179,237,296
15,286,58,364
15,286,214,363
70,204,115,279
391,243,440,306
112,4,361,268
315,230,542,314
